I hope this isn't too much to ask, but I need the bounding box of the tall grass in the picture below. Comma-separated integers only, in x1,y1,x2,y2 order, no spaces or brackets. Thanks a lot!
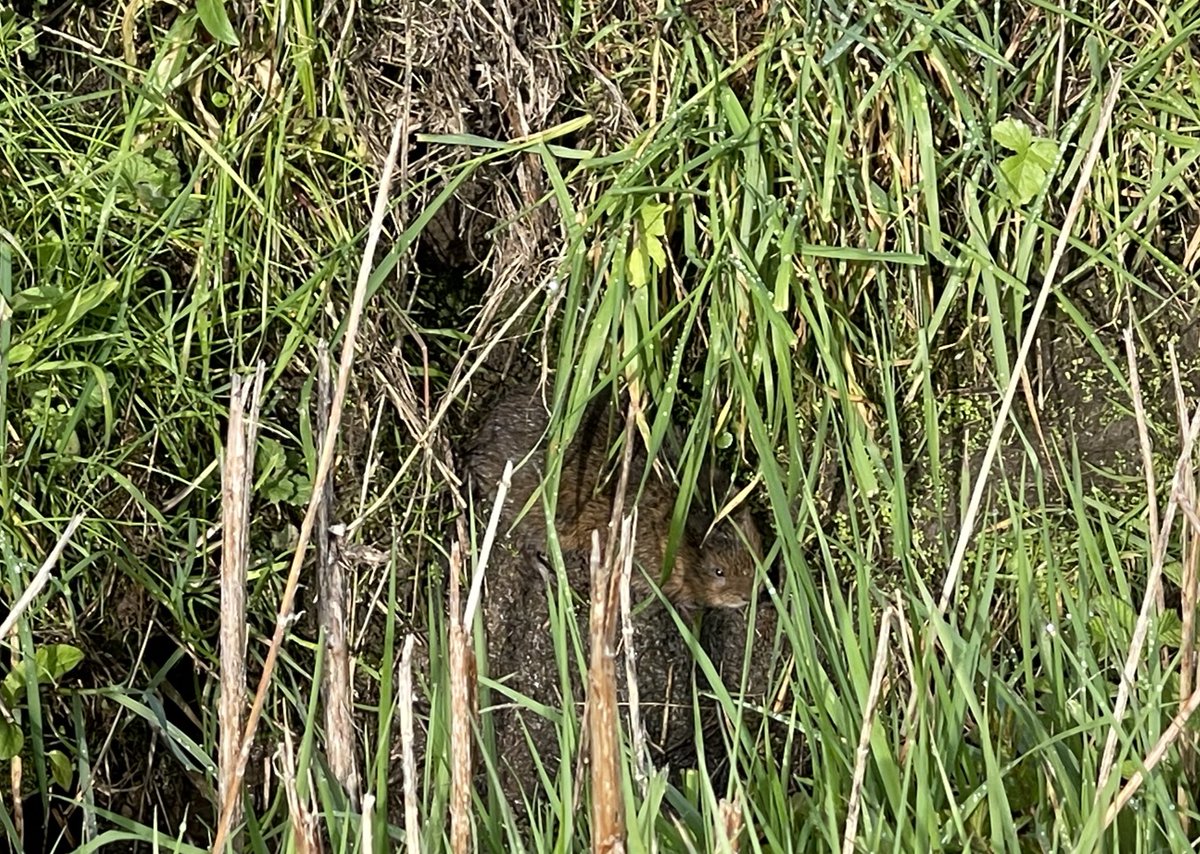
3,0,1200,850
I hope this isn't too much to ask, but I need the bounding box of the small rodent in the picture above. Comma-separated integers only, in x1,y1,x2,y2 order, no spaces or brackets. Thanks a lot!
463,382,762,612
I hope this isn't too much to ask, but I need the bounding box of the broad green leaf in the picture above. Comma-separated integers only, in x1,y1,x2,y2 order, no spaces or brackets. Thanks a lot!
627,201,670,288
639,201,669,239
999,154,1047,206
11,286,64,312
992,117,1032,152
48,749,72,790
628,241,650,288
57,278,119,329
255,436,286,489
1028,138,1058,170
36,644,85,681
1,673,21,706
644,233,666,273
0,720,22,760
1088,595,1135,650
1158,609,1183,648
1163,560,1184,588
5,343,33,364
196,0,240,46
14,23,39,59
120,150,184,215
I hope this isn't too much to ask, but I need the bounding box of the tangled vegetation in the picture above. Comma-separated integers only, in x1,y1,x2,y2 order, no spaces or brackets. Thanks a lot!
3,0,1200,849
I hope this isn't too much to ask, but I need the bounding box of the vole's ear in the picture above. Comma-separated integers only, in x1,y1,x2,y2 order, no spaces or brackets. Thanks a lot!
684,506,712,543
697,505,760,551
734,506,763,556
695,458,734,505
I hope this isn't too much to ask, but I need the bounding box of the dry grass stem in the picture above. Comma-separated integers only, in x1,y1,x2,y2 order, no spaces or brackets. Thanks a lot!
893,595,920,766
586,392,640,854
842,605,897,854
217,365,264,848
619,511,650,794
8,755,20,843
399,634,421,850
1019,366,1061,494
938,70,1123,615
1125,328,1161,579
588,530,625,854
445,464,506,852
210,113,407,853
0,513,84,642
1097,387,1200,795
464,459,513,629
1103,681,1200,829
314,342,360,805
448,541,476,854
280,728,316,854
361,793,375,853
1169,345,1198,823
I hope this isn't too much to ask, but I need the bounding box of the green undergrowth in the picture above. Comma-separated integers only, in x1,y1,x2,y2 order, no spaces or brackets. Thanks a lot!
3,0,1200,850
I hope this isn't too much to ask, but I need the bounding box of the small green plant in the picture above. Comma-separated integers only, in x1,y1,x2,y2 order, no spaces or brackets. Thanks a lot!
256,436,312,507
118,148,196,217
991,117,1059,206
626,200,669,288
0,643,84,790
0,9,39,62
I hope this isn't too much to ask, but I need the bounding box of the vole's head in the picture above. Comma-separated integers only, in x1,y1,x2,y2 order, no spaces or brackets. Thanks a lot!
689,507,762,609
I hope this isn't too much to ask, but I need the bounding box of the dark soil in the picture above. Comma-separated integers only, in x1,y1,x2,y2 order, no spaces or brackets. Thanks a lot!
476,540,780,820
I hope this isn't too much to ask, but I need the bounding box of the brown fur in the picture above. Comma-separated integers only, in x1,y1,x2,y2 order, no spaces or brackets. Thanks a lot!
464,382,761,612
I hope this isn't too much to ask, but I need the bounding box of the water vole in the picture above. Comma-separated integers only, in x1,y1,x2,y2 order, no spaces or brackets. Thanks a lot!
464,382,761,612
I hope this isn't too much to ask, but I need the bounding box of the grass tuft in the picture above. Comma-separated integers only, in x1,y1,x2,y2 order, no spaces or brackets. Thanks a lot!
4,0,1200,850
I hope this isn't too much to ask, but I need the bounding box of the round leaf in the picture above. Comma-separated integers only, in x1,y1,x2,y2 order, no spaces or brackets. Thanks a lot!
48,749,73,790
35,644,85,681
0,720,23,761
999,154,1048,207
992,117,1032,153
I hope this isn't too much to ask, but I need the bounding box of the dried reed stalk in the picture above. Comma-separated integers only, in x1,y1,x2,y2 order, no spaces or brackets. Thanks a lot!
209,113,406,853
717,797,743,853
618,510,649,794
280,728,316,854
842,605,897,854
314,341,360,806
448,541,475,854
1097,367,1200,794
9,756,19,845
587,394,639,854
218,366,264,849
1170,346,1198,825
588,530,625,854
399,634,421,849
446,458,511,852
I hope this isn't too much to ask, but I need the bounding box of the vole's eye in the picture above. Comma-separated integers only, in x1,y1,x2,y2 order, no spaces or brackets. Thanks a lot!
712,565,725,578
